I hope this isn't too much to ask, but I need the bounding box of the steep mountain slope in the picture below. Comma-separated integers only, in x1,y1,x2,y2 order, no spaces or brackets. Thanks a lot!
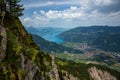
58,26,120,52
0,12,54,80
0,8,120,80
32,34,83,54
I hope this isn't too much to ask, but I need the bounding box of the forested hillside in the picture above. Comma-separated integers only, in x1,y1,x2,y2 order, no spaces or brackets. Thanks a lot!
58,26,120,52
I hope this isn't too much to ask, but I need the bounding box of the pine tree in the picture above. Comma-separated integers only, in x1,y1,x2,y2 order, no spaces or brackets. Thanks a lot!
5,0,24,16
0,0,5,11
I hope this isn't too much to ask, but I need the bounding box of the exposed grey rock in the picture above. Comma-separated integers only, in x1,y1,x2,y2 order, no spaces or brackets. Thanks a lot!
88,67,117,80
49,54,60,80
0,11,5,25
20,53,40,80
0,25,7,61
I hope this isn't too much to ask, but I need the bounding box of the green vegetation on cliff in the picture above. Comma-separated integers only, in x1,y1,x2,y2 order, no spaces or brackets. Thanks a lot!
0,12,52,80
56,58,120,80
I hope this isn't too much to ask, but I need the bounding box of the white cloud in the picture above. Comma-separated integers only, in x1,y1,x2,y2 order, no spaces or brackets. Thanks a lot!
24,1,55,8
46,2,55,5
108,11,120,17
23,17,32,23
21,0,120,28
44,6,84,20
24,1,77,9
22,17,33,27
23,0,92,9
94,0,113,6
22,0,117,10
21,6,86,27
107,11,120,21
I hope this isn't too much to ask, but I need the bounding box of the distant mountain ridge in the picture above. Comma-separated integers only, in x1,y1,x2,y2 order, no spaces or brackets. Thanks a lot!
58,26,120,52
26,26,67,43
26,26,67,36
25,26,40,35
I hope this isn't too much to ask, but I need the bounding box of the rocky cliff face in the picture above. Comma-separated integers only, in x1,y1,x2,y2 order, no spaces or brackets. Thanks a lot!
49,55,60,80
20,52,39,80
59,70,79,80
58,66,118,80
88,67,117,80
0,25,7,61
0,11,120,80
0,13,54,80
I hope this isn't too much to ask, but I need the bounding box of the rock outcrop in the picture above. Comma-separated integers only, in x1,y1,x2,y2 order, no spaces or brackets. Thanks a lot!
0,25,7,61
60,70,79,80
20,53,39,80
49,55,60,80
88,67,117,80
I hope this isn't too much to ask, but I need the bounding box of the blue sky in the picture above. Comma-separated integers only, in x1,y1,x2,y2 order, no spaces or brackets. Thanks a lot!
20,0,120,28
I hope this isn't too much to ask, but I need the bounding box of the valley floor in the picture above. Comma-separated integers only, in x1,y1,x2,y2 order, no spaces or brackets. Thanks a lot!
54,42,120,72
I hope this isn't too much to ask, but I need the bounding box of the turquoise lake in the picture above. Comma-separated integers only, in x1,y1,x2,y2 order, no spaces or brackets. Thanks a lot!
42,33,63,44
